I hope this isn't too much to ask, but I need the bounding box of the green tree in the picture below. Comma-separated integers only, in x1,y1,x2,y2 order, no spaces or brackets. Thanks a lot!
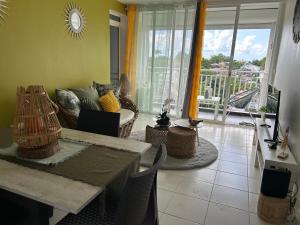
251,57,266,69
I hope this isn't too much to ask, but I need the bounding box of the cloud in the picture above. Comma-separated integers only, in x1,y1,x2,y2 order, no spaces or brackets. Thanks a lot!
203,30,269,61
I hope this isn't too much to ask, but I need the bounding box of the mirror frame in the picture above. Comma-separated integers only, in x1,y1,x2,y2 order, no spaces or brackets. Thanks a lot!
65,2,86,38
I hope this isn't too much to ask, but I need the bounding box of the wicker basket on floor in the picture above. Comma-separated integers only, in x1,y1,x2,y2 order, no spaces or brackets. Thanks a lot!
145,125,168,147
257,194,289,224
166,126,196,159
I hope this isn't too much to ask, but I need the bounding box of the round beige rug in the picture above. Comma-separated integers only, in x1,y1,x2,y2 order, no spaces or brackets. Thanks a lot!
130,130,219,170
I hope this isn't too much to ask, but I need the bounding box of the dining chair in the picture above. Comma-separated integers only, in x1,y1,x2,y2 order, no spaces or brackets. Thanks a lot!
0,200,28,225
58,144,167,225
77,109,120,137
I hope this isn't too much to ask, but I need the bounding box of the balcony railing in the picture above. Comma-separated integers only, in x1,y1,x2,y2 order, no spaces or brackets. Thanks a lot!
138,67,263,114
199,69,262,108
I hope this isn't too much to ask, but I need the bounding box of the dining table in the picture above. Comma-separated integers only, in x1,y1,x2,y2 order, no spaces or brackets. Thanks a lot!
0,128,152,225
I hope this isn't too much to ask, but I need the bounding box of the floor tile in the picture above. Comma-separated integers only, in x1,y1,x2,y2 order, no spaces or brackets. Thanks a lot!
225,135,247,147
205,202,250,225
220,151,248,164
160,214,199,225
206,159,219,170
248,166,261,179
222,143,247,155
211,185,249,211
158,189,174,212
174,168,217,184
176,178,213,200
250,213,273,225
248,178,261,194
249,193,259,214
215,171,248,191
218,160,248,176
165,193,209,224
158,171,184,192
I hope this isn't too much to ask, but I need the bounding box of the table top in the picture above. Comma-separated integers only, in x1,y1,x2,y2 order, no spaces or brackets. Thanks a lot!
0,128,152,214
174,119,204,129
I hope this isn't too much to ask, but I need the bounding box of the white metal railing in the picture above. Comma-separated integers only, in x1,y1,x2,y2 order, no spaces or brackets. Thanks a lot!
199,70,262,107
139,67,263,113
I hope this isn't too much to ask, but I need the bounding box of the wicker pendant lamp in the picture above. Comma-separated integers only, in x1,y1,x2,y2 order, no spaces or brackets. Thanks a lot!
13,86,62,159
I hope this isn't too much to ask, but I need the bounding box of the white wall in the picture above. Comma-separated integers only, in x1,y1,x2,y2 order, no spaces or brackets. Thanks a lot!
275,0,300,216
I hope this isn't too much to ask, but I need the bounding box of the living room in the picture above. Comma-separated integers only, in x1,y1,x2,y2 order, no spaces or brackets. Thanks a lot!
0,0,299,225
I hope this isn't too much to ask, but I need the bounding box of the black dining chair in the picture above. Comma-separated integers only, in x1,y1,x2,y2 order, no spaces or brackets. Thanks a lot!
58,144,167,225
77,109,120,137
0,200,28,225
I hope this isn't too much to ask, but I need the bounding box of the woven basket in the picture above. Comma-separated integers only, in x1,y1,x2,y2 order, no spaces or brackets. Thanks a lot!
145,125,168,147
257,194,289,224
166,126,196,159
13,86,62,159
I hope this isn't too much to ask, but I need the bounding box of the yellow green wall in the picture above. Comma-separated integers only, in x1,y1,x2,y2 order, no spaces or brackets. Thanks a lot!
0,0,125,127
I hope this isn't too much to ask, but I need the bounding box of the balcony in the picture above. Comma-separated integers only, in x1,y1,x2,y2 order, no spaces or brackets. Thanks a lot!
137,67,263,123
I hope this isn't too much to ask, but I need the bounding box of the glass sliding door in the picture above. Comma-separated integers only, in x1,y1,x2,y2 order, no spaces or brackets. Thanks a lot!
199,7,237,122
136,6,195,117
225,3,277,125
199,3,278,124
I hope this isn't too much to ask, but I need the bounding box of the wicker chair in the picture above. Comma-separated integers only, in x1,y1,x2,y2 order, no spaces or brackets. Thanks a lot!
56,96,139,138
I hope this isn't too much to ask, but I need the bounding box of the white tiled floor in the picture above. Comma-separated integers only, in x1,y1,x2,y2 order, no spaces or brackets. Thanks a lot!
133,113,272,225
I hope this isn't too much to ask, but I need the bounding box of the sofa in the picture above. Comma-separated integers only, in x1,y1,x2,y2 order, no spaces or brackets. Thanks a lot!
55,83,139,138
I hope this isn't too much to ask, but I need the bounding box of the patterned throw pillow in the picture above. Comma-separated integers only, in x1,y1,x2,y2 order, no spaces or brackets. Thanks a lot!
93,81,120,98
99,90,121,112
69,87,102,111
55,89,81,116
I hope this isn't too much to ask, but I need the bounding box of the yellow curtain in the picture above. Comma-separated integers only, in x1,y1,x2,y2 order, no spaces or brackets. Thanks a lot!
124,5,138,98
189,0,207,119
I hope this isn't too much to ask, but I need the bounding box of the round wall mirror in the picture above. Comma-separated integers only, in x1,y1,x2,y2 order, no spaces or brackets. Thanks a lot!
65,3,86,38
70,9,82,32
0,0,8,24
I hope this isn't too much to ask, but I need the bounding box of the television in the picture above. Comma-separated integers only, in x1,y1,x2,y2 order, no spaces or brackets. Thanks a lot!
264,84,281,143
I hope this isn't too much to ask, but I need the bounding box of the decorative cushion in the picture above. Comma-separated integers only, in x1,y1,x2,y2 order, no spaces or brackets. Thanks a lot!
99,90,121,113
119,109,135,126
69,87,102,111
55,89,80,116
93,81,120,97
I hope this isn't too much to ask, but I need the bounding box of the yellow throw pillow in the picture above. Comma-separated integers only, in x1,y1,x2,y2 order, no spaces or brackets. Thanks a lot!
99,90,121,112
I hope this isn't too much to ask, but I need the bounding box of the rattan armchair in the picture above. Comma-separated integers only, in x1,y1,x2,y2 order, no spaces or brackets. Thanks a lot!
56,95,139,138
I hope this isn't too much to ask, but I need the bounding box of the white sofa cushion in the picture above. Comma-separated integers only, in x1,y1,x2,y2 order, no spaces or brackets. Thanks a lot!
119,109,135,126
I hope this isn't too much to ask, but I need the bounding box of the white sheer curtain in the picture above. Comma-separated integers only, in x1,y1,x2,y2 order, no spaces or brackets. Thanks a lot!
135,5,196,117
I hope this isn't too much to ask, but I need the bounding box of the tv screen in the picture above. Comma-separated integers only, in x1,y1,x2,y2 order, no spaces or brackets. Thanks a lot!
266,84,281,142
266,85,280,115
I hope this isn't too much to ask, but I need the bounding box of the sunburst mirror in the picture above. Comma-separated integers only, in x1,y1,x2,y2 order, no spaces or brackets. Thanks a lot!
0,0,8,23
65,2,86,38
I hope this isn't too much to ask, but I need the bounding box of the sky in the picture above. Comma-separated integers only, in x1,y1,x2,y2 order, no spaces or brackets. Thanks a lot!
203,29,271,61
151,28,271,62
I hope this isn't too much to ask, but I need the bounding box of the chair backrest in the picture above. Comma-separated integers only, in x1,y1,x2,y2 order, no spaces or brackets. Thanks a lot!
77,109,120,137
115,144,167,225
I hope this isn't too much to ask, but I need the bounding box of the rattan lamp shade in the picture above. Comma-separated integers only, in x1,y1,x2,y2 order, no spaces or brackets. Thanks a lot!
13,86,62,159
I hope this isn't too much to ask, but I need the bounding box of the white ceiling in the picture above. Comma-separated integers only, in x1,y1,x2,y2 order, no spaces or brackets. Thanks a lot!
118,0,280,7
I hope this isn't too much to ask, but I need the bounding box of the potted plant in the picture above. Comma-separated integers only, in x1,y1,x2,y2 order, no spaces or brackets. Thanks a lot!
259,106,268,122
156,111,170,128
155,99,173,129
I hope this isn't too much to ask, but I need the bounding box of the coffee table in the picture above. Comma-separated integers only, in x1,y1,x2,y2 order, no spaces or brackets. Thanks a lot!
174,119,203,146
